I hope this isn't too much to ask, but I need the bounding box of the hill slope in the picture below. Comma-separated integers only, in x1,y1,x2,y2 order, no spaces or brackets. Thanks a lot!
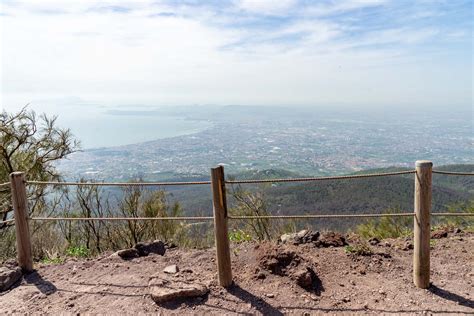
167,165,473,230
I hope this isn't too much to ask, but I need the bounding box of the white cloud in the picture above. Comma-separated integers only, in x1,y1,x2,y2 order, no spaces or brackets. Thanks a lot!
302,0,388,17
0,0,471,112
235,0,297,16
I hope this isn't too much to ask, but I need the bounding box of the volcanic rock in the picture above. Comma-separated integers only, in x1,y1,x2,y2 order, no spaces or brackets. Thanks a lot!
0,266,22,292
149,277,208,304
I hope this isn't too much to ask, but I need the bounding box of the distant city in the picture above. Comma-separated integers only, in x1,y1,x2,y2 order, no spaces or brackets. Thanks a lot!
57,106,473,181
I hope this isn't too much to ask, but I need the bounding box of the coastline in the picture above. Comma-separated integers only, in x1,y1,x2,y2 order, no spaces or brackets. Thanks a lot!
77,116,214,150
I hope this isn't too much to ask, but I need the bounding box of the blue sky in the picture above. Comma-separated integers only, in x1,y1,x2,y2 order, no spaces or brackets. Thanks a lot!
0,0,472,112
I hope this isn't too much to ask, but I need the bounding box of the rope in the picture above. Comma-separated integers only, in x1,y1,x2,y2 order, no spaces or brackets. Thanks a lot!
225,170,416,184
23,212,474,221
29,216,214,221
228,213,415,219
0,182,10,187
26,180,211,187
432,170,474,176
430,213,474,216
0,219,15,225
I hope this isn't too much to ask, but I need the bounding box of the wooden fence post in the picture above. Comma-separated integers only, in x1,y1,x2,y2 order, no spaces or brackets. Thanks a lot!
413,160,432,289
211,166,232,287
10,172,33,272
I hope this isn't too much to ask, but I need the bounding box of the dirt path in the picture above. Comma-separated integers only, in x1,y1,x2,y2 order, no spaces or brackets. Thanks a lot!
1,233,473,315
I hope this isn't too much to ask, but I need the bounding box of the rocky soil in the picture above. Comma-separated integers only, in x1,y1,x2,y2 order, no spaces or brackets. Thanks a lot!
0,229,473,315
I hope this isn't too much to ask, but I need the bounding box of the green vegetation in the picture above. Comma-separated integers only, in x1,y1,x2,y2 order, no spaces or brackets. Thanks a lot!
39,245,89,264
344,243,373,256
355,202,474,241
228,229,253,243
171,166,473,233
432,165,474,193
66,245,90,258
39,249,64,265
0,107,79,219
40,257,64,265
435,200,474,232
228,182,297,242
47,182,201,259
1,107,78,261
229,183,273,241
356,208,413,239
0,107,209,262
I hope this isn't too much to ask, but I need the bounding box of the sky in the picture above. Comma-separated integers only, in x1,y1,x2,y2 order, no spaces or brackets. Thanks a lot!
0,0,472,113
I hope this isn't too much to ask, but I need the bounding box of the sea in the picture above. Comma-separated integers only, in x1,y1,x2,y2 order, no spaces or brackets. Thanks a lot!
3,102,213,149
60,113,212,149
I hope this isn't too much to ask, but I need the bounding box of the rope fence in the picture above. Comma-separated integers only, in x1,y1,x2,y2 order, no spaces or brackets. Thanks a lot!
26,180,211,187
6,168,473,224
432,170,474,176
229,212,473,220
21,170,473,188
3,162,474,289
431,212,474,216
2,212,471,225
229,213,415,219
225,170,416,184
29,216,214,221
4,168,472,225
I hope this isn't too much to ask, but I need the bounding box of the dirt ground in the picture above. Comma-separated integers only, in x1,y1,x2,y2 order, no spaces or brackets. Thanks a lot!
1,232,473,315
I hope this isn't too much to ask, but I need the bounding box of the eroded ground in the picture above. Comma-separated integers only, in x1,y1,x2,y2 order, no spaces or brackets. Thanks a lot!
0,232,473,315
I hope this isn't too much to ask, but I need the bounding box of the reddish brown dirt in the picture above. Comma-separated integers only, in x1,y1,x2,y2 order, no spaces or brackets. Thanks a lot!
1,233,473,315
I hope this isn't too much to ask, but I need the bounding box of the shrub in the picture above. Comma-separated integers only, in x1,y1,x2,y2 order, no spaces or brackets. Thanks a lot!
229,229,253,243
344,243,373,256
41,249,64,265
356,208,412,240
66,245,90,258
229,184,272,241
435,200,473,231
228,183,297,241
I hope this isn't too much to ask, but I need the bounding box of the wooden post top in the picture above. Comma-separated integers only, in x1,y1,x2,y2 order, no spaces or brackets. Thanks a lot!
10,171,25,177
415,160,433,167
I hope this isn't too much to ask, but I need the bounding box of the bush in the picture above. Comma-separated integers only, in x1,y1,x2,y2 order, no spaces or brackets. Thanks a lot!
31,221,65,261
356,208,412,240
435,200,473,231
41,257,64,265
229,229,253,243
228,183,297,241
40,249,64,265
66,245,90,258
344,243,373,256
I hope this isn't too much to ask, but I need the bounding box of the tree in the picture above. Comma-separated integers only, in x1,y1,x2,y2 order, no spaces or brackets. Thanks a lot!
229,183,272,241
0,106,79,227
75,182,110,253
143,190,182,241
116,184,183,246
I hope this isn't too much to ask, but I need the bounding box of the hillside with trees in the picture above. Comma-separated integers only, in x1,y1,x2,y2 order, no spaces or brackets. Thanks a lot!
167,166,473,230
